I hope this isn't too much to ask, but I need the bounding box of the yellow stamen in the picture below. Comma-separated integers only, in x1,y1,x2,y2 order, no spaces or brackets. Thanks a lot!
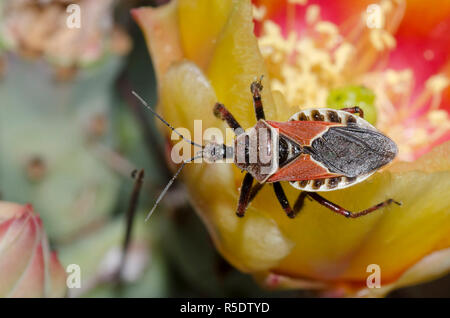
428,110,449,127
315,21,340,49
426,74,449,95
252,4,266,21
370,29,396,51
259,5,353,109
305,5,320,25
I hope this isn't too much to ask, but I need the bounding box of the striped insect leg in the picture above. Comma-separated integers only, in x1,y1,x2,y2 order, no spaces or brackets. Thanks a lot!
307,192,401,218
235,182,265,218
250,76,265,120
236,173,255,217
213,102,243,135
340,106,364,118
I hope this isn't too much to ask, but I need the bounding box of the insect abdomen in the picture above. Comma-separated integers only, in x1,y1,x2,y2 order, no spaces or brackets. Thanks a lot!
289,108,367,127
286,108,397,192
307,126,397,177
290,175,360,192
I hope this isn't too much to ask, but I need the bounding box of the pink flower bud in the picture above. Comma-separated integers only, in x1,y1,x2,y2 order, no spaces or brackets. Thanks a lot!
0,202,66,297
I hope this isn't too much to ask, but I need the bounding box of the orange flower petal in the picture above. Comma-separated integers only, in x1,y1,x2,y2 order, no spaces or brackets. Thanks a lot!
131,2,183,85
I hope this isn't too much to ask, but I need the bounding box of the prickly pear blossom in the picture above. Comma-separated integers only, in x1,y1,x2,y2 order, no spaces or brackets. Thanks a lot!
0,202,66,297
133,0,450,297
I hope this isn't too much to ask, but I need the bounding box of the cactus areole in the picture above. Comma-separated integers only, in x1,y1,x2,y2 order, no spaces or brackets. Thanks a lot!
134,77,400,221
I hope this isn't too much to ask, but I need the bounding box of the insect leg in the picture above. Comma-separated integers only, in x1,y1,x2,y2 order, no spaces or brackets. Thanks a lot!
307,192,401,218
249,182,265,203
292,191,310,217
213,102,244,135
340,106,364,118
250,76,265,120
273,182,296,218
236,173,255,217
236,182,266,217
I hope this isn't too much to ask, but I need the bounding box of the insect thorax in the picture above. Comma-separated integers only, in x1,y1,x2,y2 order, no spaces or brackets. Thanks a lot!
234,120,279,183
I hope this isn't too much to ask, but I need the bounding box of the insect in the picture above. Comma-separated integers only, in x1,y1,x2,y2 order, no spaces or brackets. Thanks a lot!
133,76,400,221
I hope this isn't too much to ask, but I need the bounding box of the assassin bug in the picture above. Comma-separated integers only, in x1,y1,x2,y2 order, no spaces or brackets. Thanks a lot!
133,76,400,221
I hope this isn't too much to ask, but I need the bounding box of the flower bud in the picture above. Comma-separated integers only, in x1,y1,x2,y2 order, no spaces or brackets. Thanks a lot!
0,201,66,297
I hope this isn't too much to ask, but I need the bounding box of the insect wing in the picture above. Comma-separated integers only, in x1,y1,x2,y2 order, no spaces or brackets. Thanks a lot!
266,120,341,146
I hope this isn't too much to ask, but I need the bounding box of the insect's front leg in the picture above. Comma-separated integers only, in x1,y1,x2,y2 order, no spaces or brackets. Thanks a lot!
340,106,364,118
250,76,265,121
236,172,255,217
307,192,401,218
213,102,244,135
235,182,265,217
249,182,264,202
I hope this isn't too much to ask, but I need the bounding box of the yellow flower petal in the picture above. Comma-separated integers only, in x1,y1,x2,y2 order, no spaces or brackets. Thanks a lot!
177,0,233,70
206,0,278,129
355,248,450,297
160,61,218,131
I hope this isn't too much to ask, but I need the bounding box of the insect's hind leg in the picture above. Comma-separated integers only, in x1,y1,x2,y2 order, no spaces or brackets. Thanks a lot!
272,191,311,218
213,102,244,135
250,76,265,121
340,106,364,118
307,192,401,218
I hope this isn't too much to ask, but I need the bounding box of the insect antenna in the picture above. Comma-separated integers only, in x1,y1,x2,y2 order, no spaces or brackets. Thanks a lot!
145,154,202,222
132,91,205,221
131,90,203,148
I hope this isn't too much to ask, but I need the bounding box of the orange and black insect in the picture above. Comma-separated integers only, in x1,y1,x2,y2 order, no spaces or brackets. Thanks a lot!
133,77,400,221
